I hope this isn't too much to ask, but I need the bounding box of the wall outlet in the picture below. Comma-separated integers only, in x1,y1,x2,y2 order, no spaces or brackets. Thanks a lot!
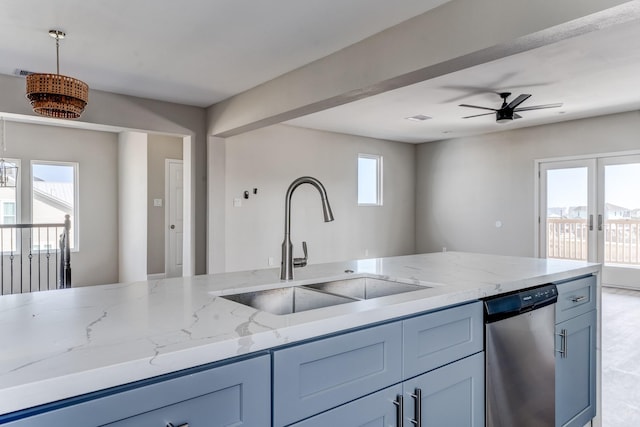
153,198,163,207
442,246,447,252
233,198,242,207
268,256,275,266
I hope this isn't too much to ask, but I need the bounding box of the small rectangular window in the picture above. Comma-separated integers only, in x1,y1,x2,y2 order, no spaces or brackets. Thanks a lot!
358,154,382,206
31,161,78,250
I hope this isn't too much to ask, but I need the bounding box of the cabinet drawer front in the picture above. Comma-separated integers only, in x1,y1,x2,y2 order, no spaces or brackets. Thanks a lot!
403,301,483,379
5,355,271,427
555,275,596,323
272,322,402,427
289,384,403,427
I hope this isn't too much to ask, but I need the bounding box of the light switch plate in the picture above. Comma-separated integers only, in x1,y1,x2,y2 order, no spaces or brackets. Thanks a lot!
153,199,163,207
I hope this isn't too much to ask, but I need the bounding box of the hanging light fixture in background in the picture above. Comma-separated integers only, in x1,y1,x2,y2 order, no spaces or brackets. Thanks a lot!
26,30,89,119
0,119,18,188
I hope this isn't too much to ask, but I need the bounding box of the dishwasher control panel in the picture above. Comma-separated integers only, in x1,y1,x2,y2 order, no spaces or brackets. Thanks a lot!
484,284,557,323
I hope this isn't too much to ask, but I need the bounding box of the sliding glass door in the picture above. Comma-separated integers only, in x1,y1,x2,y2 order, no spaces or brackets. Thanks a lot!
540,154,640,289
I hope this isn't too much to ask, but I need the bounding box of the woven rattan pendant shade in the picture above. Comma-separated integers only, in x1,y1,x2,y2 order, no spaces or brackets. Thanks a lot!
25,30,88,120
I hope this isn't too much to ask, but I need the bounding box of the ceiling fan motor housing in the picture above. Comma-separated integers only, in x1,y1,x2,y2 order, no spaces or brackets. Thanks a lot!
496,109,513,123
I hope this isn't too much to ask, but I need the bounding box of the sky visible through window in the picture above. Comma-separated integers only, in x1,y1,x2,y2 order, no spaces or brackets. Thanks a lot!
33,164,74,182
548,164,640,209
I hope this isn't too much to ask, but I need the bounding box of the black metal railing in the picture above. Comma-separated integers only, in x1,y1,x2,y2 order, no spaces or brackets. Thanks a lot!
0,214,71,295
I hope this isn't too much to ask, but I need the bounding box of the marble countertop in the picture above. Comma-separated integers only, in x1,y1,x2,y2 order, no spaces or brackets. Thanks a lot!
0,251,599,415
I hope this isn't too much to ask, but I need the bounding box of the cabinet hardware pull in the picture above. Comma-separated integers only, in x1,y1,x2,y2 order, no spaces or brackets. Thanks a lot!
410,388,422,426
393,394,404,427
166,423,189,427
557,328,568,359
571,295,587,303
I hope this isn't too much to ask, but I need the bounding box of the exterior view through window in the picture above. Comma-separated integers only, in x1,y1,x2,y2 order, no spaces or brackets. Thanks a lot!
0,160,19,252
358,154,382,206
32,162,77,250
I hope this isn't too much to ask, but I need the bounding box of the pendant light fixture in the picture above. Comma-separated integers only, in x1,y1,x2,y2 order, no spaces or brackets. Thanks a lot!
0,119,18,188
26,30,89,119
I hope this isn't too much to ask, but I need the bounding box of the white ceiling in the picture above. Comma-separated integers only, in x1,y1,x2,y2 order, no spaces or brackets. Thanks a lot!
3,1,640,144
286,18,640,143
0,0,449,107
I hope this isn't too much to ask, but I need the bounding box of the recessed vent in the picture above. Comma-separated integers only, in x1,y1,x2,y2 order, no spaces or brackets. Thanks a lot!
405,114,431,122
14,69,34,77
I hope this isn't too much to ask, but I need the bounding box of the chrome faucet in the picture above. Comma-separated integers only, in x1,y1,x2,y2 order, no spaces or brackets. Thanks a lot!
281,176,334,280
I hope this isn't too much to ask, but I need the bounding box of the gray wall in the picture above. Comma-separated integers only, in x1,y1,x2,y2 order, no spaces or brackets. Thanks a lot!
222,124,416,272
8,121,119,286
415,110,640,257
0,74,207,276
147,134,183,275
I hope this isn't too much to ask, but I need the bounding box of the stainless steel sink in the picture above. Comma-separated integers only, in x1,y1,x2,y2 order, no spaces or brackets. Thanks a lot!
303,277,426,300
220,286,357,315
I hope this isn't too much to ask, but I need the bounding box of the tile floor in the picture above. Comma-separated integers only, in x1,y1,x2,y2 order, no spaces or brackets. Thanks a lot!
602,287,640,426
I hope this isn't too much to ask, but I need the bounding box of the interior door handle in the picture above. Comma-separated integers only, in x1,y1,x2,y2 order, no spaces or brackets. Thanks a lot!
170,224,175,229
597,214,603,231
588,214,593,231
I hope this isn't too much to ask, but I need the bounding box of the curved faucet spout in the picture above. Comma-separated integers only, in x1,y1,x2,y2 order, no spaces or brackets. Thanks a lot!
281,176,334,281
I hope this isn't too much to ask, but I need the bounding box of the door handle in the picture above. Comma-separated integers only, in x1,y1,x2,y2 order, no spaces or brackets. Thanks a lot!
557,329,568,359
409,388,422,426
170,224,175,230
393,394,404,427
588,214,593,231
598,214,603,231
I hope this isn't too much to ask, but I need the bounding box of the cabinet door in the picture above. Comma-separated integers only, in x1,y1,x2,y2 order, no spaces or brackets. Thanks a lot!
290,384,403,427
272,322,402,427
556,310,597,427
402,352,484,427
4,354,271,427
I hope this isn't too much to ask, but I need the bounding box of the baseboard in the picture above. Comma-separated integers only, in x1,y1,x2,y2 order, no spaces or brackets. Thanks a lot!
147,273,166,280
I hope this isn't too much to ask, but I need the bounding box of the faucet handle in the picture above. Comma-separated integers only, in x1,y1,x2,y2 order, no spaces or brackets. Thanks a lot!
293,241,308,268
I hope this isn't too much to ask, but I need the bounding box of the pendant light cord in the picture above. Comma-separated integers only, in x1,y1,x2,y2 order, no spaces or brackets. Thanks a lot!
55,35,60,75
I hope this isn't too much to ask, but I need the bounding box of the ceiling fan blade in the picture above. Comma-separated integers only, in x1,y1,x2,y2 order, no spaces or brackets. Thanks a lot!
462,112,495,119
506,94,531,109
459,104,498,112
514,103,563,112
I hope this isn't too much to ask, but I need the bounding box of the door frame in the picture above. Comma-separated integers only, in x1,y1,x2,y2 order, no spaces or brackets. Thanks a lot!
536,149,640,289
165,158,184,278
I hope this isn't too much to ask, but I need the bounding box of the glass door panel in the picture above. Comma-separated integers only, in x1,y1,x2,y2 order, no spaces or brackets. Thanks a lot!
599,157,640,288
539,160,596,262
546,168,589,260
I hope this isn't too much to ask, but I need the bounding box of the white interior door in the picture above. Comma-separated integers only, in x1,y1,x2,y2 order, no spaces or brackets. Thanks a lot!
166,159,183,278
540,154,640,289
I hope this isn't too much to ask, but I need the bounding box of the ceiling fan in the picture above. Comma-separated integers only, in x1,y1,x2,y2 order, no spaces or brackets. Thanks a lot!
459,92,563,123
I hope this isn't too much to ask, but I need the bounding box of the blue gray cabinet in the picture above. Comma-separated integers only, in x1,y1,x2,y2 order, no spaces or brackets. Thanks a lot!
273,301,484,427
2,354,271,427
402,352,484,427
289,384,403,427
554,275,597,427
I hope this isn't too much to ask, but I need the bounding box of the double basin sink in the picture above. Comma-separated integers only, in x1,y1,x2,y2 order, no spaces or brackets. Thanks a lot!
221,277,430,315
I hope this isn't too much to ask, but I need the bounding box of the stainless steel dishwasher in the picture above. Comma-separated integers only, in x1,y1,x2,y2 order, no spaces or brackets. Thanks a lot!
484,284,558,427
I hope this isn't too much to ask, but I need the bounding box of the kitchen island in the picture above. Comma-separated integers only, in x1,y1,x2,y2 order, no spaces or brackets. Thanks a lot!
0,252,600,425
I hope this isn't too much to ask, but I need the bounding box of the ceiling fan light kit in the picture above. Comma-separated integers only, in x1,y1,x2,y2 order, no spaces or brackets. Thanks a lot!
460,92,562,123
26,30,89,120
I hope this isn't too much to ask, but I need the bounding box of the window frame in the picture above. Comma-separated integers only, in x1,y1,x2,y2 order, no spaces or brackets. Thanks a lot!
30,160,79,251
357,153,383,206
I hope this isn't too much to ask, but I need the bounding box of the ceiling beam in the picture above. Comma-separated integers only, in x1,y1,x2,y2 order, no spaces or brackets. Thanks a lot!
208,0,638,138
